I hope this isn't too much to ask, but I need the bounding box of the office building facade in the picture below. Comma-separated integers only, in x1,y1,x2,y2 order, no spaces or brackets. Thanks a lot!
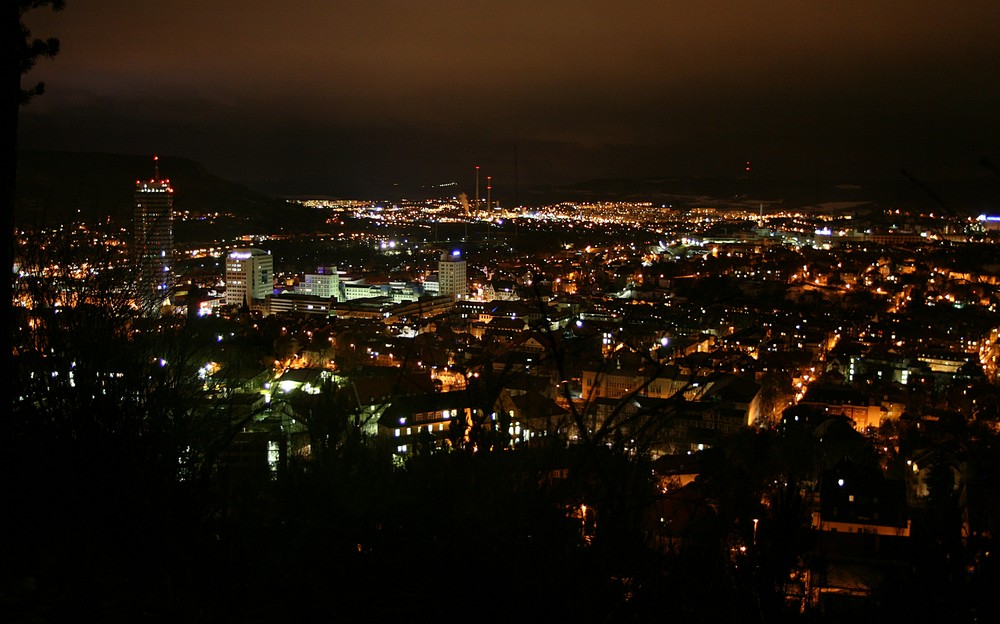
438,250,467,299
226,248,274,308
134,174,174,312
296,267,340,300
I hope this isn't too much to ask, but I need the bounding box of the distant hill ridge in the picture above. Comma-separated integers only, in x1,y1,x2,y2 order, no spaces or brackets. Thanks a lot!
519,175,1000,216
15,151,323,239
16,152,999,228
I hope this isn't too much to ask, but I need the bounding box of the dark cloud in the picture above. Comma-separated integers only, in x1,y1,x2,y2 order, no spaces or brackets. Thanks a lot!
19,1,1000,196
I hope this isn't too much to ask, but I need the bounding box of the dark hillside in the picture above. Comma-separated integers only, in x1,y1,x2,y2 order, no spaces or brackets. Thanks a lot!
15,151,325,240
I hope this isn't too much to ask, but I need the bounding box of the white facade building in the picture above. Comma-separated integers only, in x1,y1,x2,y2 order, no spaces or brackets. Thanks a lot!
226,248,273,308
296,268,340,300
438,250,467,299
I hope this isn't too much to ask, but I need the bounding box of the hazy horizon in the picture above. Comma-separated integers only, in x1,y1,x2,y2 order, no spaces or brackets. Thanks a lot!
18,1,1000,196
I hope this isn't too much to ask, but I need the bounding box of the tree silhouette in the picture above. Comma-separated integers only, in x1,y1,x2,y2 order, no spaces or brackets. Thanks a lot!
17,1,63,104
7,1,64,376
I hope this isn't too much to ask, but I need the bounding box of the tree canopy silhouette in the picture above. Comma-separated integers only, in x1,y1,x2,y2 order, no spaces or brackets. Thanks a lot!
7,1,64,372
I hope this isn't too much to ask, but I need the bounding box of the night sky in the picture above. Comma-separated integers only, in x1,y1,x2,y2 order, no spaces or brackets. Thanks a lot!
18,1,1000,196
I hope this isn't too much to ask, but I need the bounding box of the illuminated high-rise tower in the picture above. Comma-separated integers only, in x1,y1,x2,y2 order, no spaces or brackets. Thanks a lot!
134,157,174,312
438,250,467,299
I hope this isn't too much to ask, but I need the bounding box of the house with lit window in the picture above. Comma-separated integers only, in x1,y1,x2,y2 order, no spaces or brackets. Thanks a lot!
806,458,911,611
378,390,482,456
813,458,910,538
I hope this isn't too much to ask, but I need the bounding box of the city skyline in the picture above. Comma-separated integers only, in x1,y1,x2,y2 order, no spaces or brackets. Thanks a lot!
13,86,1000,621
13,4,1000,619
18,1,1000,196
